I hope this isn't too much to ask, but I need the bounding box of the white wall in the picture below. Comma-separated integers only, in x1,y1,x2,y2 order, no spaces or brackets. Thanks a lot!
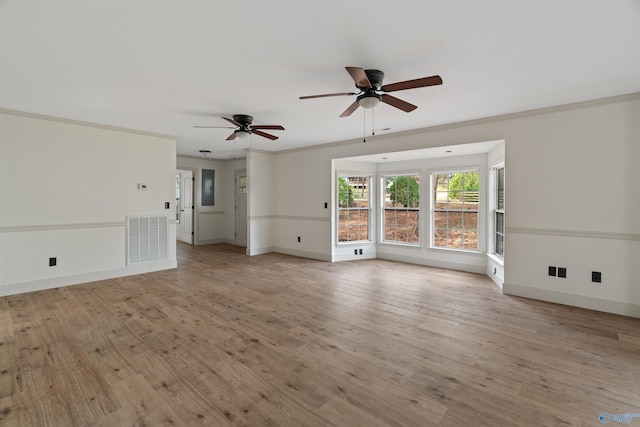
0,110,177,296
176,155,245,245
502,97,640,317
246,150,277,256
251,94,639,317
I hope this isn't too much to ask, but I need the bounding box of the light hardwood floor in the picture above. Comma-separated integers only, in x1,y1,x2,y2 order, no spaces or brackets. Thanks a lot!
1,243,639,426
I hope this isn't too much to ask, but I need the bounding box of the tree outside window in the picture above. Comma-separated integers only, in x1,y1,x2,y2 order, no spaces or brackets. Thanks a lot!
383,174,420,244
433,171,479,250
337,176,370,242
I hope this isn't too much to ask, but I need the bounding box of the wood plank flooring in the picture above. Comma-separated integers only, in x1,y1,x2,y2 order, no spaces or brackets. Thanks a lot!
1,243,639,426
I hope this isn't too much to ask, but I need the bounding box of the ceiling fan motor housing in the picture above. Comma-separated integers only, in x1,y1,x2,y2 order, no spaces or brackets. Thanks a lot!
233,114,253,126
363,69,384,90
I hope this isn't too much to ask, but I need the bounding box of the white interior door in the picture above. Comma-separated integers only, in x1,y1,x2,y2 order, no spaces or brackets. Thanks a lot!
235,169,247,246
178,170,193,244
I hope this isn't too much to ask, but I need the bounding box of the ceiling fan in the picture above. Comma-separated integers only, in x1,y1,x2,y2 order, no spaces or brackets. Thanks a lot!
300,66,442,117
193,114,284,140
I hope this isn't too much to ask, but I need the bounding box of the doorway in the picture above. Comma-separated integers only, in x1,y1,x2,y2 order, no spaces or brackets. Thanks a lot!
235,169,247,246
176,169,194,244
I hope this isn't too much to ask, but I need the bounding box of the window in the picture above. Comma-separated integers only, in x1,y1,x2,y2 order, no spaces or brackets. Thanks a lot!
432,171,479,250
175,174,181,222
495,167,505,257
337,176,370,242
382,174,420,244
202,169,215,206
237,175,247,193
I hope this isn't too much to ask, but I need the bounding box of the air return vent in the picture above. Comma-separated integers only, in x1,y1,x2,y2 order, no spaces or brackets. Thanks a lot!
127,215,169,265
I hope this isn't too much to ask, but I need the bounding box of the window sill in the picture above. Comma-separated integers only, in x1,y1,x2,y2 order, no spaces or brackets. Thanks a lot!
487,253,504,266
337,241,372,246
379,241,421,248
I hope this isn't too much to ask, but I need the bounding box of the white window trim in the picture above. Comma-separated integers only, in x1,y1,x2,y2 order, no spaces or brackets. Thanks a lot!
336,173,373,245
379,172,422,246
491,163,505,260
430,167,483,253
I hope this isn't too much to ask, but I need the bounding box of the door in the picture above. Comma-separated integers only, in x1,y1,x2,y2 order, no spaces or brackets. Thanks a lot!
235,169,247,246
177,170,194,244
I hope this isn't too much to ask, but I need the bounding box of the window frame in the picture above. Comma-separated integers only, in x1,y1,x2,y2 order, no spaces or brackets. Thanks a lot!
380,173,421,246
494,166,505,259
237,174,247,193
201,169,215,206
336,174,372,244
430,168,481,253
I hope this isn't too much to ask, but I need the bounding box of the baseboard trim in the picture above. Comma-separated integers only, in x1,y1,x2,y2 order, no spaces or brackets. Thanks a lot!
376,252,486,274
247,246,276,256
503,283,640,318
489,274,504,289
195,238,235,245
272,246,332,262
332,253,377,262
0,260,177,297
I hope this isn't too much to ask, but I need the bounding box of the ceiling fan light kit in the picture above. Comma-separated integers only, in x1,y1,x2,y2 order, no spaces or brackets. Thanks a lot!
358,93,381,109
235,130,250,139
300,66,443,117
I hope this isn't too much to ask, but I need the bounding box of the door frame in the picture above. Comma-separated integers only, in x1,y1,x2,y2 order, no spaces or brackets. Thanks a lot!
234,168,248,247
176,168,196,245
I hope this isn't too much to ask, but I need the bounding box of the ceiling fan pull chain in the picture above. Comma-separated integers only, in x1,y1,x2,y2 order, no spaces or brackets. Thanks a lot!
363,109,367,143
372,106,375,136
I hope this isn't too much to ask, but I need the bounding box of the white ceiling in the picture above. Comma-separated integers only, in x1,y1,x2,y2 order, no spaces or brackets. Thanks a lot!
1,1,639,160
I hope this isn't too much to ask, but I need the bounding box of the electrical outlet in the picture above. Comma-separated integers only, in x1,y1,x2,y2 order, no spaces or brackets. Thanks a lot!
49,257,57,267
354,249,358,255
548,266,557,276
558,267,567,278
297,236,301,243
359,249,363,255
164,202,170,209
324,202,328,209
592,271,602,283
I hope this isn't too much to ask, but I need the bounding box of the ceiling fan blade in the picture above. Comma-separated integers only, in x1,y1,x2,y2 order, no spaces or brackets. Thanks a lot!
226,132,237,141
381,75,443,92
346,66,372,88
250,125,285,130
193,125,234,129
300,92,357,100
381,94,418,112
339,101,360,117
252,129,279,140
222,116,242,127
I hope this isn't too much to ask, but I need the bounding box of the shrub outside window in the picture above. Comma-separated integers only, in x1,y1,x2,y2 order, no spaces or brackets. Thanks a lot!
338,176,370,242
383,174,420,244
432,171,479,250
